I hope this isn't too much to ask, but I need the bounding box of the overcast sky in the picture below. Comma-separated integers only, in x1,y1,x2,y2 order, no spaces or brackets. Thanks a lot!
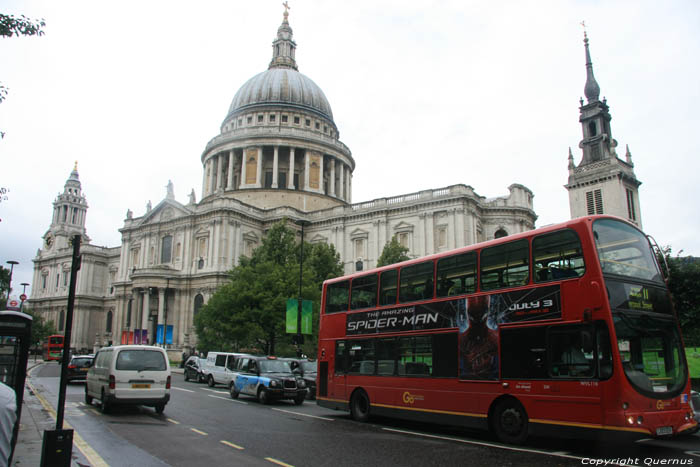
1,0,699,296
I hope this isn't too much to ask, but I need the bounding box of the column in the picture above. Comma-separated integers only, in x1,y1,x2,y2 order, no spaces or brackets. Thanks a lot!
338,162,345,201
303,151,309,190
272,146,279,188
330,158,336,197
319,155,324,194
227,149,234,190
157,288,165,343
256,147,262,188
208,158,216,196
288,148,296,189
201,162,208,198
217,154,224,191
240,150,248,188
348,170,352,203
142,289,150,341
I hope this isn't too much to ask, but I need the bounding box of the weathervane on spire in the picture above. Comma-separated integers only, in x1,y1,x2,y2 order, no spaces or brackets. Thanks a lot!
580,20,588,39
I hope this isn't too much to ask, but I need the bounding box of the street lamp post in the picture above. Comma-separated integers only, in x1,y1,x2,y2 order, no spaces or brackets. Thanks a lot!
5,260,18,302
20,282,29,311
295,219,310,357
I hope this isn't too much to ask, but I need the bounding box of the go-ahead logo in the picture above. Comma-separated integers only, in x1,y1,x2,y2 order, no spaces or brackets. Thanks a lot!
402,392,425,405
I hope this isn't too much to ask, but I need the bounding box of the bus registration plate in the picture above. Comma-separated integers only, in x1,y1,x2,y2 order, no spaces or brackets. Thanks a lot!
656,426,672,436
132,383,151,389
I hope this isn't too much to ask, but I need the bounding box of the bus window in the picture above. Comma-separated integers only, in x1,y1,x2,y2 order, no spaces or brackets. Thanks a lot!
379,270,398,306
325,280,350,313
399,261,434,303
480,239,529,291
348,340,375,375
533,229,585,282
596,321,613,379
398,336,432,376
376,338,397,376
335,341,347,374
350,274,378,310
549,325,595,378
436,251,477,297
500,327,547,379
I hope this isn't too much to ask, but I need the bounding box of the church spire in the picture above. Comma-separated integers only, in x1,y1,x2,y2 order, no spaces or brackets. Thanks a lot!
269,2,298,71
583,28,600,103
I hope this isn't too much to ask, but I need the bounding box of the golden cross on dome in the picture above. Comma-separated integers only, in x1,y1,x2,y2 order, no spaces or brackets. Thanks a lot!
580,20,588,38
74,160,78,171
283,1,291,14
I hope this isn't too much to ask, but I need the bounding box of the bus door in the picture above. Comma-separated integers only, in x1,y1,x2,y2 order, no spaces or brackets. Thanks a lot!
0,310,32,464
545,324,605,426
324,339,346,400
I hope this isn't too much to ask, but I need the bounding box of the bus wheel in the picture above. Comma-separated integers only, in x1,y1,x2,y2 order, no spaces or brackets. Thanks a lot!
492,399,528,445
350,390,370,422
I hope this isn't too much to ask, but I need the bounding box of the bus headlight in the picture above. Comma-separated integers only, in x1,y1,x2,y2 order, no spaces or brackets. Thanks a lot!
622,402,629,410
627,416,635,425
637,416,644,425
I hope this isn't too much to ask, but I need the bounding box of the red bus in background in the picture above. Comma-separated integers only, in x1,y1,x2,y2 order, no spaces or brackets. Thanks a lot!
43,334,64,361
316,216,697,444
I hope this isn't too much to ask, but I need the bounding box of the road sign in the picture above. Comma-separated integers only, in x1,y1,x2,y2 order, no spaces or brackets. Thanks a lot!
19,294,27,301
7,299,20,310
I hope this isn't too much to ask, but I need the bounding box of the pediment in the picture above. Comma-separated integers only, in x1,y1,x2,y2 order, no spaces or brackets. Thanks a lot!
393,221,414,233
140,199,192,225
310,234,328,244
349,227,369,240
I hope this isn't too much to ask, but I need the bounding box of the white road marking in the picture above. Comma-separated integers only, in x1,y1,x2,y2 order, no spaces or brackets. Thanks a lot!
382,428,583,461
172,387,195,393
271,408,334,421
208,395,247,404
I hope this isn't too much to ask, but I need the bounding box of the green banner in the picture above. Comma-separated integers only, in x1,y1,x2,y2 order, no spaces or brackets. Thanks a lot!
286,298,313,335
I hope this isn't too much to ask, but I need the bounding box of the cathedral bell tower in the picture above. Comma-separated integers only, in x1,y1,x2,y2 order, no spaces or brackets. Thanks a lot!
42,162,91,252
565,30,642,228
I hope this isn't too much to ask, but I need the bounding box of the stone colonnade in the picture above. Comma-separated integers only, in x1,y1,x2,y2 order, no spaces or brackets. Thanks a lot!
202,145,351,202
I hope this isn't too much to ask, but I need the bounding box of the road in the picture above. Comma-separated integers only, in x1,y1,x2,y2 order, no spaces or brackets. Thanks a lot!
28,363,700,467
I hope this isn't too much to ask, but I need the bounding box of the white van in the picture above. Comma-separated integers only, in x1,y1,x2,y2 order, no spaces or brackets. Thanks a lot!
85,345,171,414
205,352,248,387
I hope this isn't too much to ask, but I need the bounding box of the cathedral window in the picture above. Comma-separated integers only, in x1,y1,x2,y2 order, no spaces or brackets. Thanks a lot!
282,114,288,123
238,118,242,126
305,118,311,127
42,273,48,290
106,310,113,333
626,188,636,221
56,273,60,289
315,122,320,130
269,114,276,123
436,226,447,249
257,115,264,123
194,294,204,317
494,228,508,239
279,171,287,188
294,116,300,124
59,310,65,331
264,171,273,188
161,235,173,263
586,189,604,215
247,116,253,124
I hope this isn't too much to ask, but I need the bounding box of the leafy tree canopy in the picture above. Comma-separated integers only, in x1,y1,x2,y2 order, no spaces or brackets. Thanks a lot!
376,235,410,267
662,248,700,346
0,14,45,38
194,220,343,356
0,266,10,308
22,307,55,349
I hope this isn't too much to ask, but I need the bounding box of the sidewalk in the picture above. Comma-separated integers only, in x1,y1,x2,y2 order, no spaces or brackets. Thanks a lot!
12,360,81,467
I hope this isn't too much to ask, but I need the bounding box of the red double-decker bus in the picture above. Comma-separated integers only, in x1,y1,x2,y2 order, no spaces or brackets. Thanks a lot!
42,334,64,361
317,216,697,443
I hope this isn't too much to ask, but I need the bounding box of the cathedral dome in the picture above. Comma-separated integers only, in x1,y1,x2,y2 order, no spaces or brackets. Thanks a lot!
226,68,333,122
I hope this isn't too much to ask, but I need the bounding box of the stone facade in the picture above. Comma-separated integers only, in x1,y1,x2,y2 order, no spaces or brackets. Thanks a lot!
28,11,536,354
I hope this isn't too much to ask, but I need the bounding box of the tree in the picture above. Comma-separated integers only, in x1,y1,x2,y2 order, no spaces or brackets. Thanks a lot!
23,307,55,350
376,235,410,267
0,266,10,309
662,248,700,346
194,220,344,356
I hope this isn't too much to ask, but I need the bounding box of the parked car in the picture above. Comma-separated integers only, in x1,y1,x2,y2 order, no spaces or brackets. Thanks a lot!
204,352,249,387
230,356,306,405
183,356,206,383
85,345,171,414
690,390,700,433
284,358,317,399
67,355,94,383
